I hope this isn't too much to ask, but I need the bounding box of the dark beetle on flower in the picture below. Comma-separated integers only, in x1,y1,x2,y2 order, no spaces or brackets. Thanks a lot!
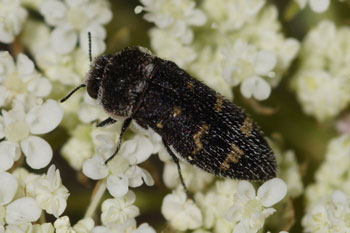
61,43,276,192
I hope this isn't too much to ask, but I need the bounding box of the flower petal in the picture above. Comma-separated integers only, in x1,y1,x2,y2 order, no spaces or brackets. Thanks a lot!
237,180,256,201
40,0,67,26
309,0,330,13
0,172,18,205
107,173,129,198
240,76,271,100
257,178,287,207
255,50,277,75
120,135,153,165
6,197,41,224
0,141,20,171
21,136,53,169
27,77,52,97
51,24,78,54
27,100,63,135
82,155,108,180
16,53,35,76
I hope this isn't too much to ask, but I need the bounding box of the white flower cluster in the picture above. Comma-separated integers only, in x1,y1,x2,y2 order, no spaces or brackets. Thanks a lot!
0,165,69,231
294,0,347,13
40,0,112,56
137,0,299,100
270,141,304,198
304,133,350,206
292,20,350,121
302,134,350,232
160,178,287,233
0,0,27,43
0,52,63,170
302,190,350,233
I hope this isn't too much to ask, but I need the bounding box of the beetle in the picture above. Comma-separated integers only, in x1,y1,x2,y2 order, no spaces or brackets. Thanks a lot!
61,45,276,192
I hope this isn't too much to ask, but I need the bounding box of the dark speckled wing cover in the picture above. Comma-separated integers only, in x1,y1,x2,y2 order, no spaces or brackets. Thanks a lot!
134,58,276,180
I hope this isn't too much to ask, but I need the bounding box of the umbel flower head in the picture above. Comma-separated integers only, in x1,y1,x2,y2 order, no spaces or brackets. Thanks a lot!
0,100,63,170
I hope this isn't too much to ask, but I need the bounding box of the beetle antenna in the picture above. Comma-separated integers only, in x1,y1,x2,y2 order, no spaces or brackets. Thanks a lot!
60,84,86,103
88,32,92,62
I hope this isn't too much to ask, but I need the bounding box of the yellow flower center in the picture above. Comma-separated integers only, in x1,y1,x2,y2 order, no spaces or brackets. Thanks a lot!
5,120,30,142
3,72,27,94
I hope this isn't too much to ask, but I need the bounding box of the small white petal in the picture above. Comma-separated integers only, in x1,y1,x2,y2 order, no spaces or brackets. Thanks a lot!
92,226,110,233
309,0,330,13
257,178,287,207
0,141,20,171
16,54,35,76
331,190,347,206
83,155,108,180
6,197,41,224
40,0,67,26
0,172,18,205
134,6,143,14
120,135,153,165
140,168,155,186
240,76,271,100
107,173,129,198
27,100,63,135
134,223,156,233
237,180,256,201
21,136,53,169
51,24,78,54
27,77,52,97
255,51,277,75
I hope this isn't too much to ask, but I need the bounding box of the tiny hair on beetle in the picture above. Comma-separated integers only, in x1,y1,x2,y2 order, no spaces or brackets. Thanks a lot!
61,34,277,194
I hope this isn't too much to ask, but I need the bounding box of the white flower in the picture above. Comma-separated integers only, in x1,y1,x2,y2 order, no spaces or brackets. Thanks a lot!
149,28,197,68
161,188,202,231
79,93,108,124
0,172,18,205
101,191,140,226
35,165,70,218
137,0,206,44
35,47,89,86
195,180,238,231
83,155,109,180
163,161,214,192
295,0,330,13
0,0,27,43
305,133,350,206
12,167,41,199
0,100,63,170
226,178,287,233
133,223,156,233
203,0,265,31
82,134,155,198
4,223,33,233
222,41,276,100
0,52,52,107
32,223,55,233
54,216,94,233
292,20,350,121
61,124,94,170
40,0,112,56
302,190,350,233
6,197,42,225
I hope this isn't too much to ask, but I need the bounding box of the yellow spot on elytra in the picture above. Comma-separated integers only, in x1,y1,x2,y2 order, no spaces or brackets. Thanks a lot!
192,124,209,154
173,106,182,117
156,122,163,128
220,143,244,170
215,93,224,112
187,81,194,90
240,117,253,137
